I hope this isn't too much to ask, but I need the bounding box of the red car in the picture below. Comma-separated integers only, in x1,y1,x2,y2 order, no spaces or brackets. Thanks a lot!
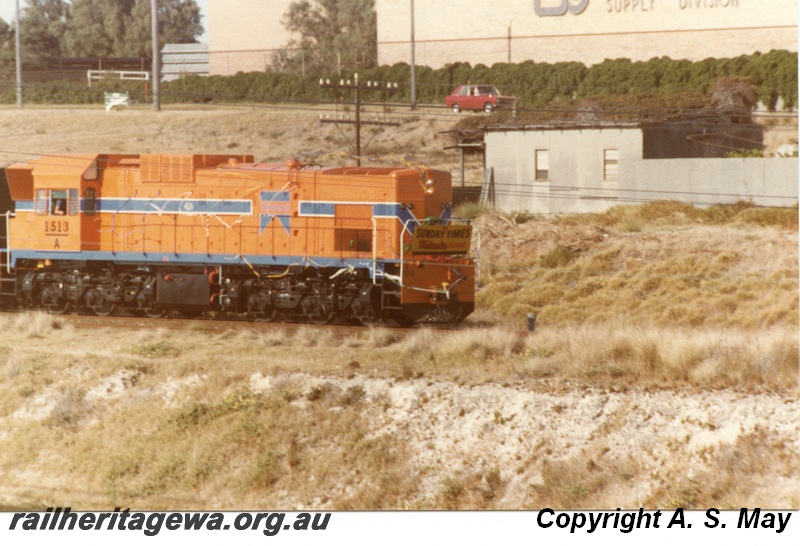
445,84,517,113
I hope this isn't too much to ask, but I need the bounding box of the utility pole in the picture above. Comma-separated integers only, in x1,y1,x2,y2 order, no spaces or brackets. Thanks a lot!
508,22,512,63
320,75,399,167
15,0,22,108
410,0,416,110
151,0,160,111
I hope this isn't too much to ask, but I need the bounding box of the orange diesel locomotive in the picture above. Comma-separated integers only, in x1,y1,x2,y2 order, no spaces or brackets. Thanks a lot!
3,153,475,324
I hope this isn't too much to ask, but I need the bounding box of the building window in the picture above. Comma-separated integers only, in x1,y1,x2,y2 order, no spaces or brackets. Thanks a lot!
535,149,549,181
603,149,619,181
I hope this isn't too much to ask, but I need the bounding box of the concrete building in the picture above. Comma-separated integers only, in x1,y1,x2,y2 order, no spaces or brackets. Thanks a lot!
207,1,797,75
483,124,798,214
207,0,295,75
377,0,797,68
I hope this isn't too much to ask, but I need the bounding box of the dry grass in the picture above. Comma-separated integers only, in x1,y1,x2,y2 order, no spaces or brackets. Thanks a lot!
514,325,798,389
475,202,798,330
648,429,798,509
521,428,799,510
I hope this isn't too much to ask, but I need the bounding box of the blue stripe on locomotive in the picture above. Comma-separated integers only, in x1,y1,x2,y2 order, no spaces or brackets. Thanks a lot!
14,198,450,227
9,249,393,278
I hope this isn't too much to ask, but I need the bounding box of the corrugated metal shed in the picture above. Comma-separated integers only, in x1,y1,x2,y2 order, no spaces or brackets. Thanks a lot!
161,43,209,81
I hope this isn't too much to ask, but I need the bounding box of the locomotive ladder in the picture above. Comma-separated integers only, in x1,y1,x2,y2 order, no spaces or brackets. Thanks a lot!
380,278,402,310
0,212,15,298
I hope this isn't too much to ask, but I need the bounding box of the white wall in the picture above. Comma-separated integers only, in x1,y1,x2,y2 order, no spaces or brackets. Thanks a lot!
625,158,799,208
486,127,643,214
377,0,797,68
208,0,296,75
485,129,798,214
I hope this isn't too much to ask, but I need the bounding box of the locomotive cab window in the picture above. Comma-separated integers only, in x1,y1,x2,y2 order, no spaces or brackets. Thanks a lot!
83,187,97,216
42,189,79,216
34,189,47,215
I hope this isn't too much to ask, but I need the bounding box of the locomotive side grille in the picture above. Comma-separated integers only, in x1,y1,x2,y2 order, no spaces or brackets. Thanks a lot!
140,154,194,184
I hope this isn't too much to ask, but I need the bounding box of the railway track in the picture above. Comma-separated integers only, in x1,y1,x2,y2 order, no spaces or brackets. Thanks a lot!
0,309,473,339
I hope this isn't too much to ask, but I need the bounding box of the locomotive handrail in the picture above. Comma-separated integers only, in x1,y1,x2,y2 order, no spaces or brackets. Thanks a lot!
3,211,14,274
371,218,378,286
399,218,413,287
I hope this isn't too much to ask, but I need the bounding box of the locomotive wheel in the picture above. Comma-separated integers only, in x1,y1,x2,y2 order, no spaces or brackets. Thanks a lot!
40,286,69,315
303,292,335,324
85,288,115,317
142,303,166,319
246,293,275,322
44,299,70,315
358,309,383,327
307,304,335,325
259,309,277,323
308,312,334,325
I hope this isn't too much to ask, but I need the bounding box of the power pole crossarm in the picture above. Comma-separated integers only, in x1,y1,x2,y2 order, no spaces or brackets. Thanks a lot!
320,76,400,166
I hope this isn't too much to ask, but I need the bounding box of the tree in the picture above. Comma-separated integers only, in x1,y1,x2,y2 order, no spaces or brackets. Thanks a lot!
274,0,376,74
125,0,203,57
64,0,202,58
63,0,133,57
19,0,69,69
0,18,15,73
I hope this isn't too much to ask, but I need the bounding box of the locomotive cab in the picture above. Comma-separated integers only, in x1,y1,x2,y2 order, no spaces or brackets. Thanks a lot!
6,155,101,255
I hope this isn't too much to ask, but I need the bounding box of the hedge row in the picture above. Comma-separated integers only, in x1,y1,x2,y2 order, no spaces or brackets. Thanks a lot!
158,49,800,110
0,50,796,110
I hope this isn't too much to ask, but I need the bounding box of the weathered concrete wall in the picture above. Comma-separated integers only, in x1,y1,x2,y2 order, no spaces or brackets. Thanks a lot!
625,157,799,208
377,0,797,68
208,0,295,76
207,1,797,74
